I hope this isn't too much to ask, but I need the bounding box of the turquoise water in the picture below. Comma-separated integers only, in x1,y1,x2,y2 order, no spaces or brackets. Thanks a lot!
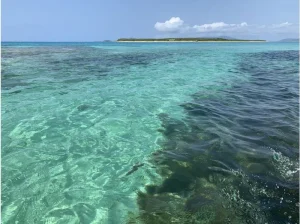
1,42,299,223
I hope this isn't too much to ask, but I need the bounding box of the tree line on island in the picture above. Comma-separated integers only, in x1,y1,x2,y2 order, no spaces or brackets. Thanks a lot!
117,37,266,42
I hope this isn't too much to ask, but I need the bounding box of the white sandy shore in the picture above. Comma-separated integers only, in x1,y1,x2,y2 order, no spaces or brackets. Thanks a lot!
117,41,267,43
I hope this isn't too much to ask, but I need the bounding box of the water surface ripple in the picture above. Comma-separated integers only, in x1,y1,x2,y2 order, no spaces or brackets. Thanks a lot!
1,42,299,224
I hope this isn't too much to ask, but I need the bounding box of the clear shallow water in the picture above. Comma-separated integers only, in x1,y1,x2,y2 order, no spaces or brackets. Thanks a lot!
1,42,299,224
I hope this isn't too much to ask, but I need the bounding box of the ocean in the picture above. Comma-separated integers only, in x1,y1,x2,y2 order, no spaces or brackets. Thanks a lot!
1,42,299,223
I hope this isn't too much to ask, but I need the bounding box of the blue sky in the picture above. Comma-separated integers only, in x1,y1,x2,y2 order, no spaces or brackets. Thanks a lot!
2,0,299,41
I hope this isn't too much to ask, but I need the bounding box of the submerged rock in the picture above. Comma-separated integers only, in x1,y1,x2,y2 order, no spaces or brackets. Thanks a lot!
185,195,213,212
77,104,89,111
137,192,186,223
246,163,267,174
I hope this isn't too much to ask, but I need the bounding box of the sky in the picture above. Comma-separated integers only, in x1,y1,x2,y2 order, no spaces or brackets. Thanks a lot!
2,0,299,41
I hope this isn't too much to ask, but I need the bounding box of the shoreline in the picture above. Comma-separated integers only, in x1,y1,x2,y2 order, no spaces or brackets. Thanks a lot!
117,40,267,43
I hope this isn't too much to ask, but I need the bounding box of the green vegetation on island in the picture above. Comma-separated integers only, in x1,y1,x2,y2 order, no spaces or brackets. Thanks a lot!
117,38,266,42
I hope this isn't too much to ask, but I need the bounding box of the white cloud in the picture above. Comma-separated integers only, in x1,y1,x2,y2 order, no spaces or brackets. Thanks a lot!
193,22,248,32
154,17,184,32
271,22,292,28
258,25,266,29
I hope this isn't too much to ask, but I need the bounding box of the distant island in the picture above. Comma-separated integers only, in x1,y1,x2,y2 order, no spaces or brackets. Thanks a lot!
117,38,266,42
278,38,299,42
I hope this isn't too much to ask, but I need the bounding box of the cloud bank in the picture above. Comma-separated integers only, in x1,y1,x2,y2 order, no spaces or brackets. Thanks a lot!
154,17,298,36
